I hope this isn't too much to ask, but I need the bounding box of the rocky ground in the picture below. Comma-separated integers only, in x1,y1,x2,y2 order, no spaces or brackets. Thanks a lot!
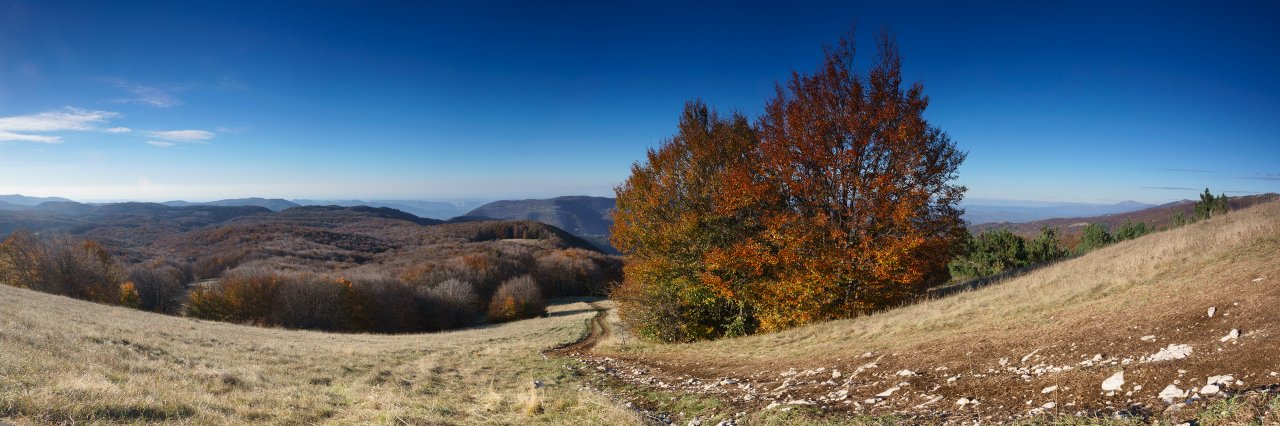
556,277,1279,425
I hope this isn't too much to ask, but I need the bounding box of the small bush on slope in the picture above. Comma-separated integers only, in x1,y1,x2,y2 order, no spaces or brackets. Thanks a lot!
488,275,547,323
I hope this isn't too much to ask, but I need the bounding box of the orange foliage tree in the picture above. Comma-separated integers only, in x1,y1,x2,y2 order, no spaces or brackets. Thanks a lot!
611,100,764,341
612,31,967,340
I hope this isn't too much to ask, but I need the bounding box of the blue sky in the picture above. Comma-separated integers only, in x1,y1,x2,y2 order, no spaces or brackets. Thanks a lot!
0,1,1276,203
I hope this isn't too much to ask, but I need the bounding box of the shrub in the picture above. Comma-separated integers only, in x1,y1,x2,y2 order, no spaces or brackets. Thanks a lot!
1026,226,1067,264
270,273,349,331
350,274,421,332
186,267,282,324
947,229,1029,281
613,271,746,342
420,278,481,330
1076,223,1113,253
127,265,187,313
1113,221,1152,242
487,275,546,323
0,232,125,304
120,282,140,308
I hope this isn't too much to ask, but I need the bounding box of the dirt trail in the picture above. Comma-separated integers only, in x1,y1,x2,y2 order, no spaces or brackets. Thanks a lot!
546,301,610,356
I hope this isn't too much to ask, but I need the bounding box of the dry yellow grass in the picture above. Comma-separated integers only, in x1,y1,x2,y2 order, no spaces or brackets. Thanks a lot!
0,290,640,425
604,199,1280,362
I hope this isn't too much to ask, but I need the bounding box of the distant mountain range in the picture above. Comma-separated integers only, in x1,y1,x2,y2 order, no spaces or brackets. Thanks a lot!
970,193,1280,239
157,198,486,219
464,196,617,253
0,201,604,270
961,200,1153,224
291,199,488,220
163,197,301,211
0,194,75,209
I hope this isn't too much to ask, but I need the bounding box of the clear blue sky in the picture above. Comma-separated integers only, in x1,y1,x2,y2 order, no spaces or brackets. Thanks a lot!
1,1,1276,203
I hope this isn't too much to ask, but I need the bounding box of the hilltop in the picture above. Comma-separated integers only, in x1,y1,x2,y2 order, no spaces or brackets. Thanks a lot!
466,196,617,253
573,199,1280,424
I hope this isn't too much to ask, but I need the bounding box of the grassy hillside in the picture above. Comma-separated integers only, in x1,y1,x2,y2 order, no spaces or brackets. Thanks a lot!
588,200,1280,424
0,288,639,425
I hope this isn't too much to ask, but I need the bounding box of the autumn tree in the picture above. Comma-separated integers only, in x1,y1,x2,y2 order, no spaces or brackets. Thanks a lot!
731,31,966,330
612,30,967,339
611,100,763,341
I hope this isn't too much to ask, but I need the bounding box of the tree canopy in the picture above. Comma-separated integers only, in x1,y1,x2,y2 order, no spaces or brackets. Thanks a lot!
612,30,967,340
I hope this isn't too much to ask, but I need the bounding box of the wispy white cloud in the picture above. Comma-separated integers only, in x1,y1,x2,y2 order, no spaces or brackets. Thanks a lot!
0,107,121,143
0,131,62,143
109,80,184,108
146,140,175,148
148,129,215,143
103,127,132,134
1240,173,1280,181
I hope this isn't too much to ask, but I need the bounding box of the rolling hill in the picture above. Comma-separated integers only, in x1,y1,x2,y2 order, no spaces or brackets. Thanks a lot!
466,196,617,253
578,199,1280,424
0,201,608,271
0,286,640,424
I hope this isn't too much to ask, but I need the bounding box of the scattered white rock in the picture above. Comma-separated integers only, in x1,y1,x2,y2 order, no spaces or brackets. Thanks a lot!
1271,372,1278,377
1253,277,1265,282
913,395,943,409
1021,349,1040,364
1220,329,1240,342
999,357,1009,366
876,386,900,397
1101,370,1125,392
1206,374,1235,386
1142,344,1193,363
786,399,815,406
831,370,841,379
956,397,971,407
1208,306,1216,318
1041,385,1058,394
1199,384,1221,395
1041,401,1056,409
895,369,916,377
1159,384,1187,404
765,401,781,410
1140,335,1156,342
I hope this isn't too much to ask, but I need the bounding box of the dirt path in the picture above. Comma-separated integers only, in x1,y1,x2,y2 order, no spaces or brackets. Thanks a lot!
546,301,610,357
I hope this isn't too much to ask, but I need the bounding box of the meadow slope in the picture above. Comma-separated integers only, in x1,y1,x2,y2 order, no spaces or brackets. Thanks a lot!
585,200,1280,424
0,291,639,425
